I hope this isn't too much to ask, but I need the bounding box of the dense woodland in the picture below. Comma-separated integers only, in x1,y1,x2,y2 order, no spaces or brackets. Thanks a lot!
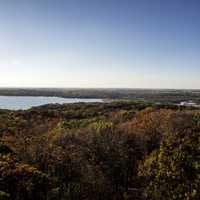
0,101,200,199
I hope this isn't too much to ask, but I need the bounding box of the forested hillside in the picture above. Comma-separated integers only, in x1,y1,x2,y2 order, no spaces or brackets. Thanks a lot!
0,101,200,200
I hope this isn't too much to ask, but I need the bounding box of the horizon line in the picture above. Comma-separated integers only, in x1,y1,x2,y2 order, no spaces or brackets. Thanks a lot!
0,87,200,91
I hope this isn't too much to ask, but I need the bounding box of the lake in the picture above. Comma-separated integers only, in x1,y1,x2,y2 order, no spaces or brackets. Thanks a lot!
0,96,103,110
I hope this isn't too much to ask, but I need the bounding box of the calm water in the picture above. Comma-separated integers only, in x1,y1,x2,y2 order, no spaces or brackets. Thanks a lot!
0,96,103,110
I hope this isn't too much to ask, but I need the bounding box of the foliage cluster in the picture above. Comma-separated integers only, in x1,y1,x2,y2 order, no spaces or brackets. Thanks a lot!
0,102,200,199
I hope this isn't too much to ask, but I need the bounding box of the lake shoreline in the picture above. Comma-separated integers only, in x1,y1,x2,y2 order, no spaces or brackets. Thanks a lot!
0,96,103,110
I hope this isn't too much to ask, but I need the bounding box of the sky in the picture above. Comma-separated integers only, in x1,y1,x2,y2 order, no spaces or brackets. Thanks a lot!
0,0,200,89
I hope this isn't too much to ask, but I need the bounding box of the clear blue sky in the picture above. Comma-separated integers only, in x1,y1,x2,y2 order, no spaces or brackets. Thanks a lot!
0,0,200,89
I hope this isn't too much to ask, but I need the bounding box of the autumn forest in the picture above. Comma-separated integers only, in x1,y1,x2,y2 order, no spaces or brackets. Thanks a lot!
0,101,200,199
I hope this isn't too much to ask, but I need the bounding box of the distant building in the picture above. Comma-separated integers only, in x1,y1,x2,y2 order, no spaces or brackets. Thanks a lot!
179,101,200,107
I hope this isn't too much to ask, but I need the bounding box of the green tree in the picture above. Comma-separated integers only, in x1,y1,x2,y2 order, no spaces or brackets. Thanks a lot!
0,155,50,200
144,127,200,200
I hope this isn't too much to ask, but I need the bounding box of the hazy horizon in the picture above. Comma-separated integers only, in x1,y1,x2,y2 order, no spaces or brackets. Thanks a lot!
1,0,200,89
0,86,199,90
